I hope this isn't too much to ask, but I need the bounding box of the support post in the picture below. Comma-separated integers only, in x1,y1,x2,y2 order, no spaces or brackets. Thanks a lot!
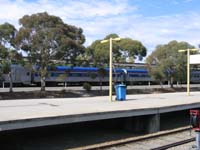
147,114,160,133
196,131,200,150
100,37,120,102
124,117,144,133
124,114,160,134
187,48,190,96
109,38,113,102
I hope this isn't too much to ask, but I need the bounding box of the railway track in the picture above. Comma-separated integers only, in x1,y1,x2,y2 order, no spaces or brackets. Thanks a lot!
69,126,195,150
151,138,195,150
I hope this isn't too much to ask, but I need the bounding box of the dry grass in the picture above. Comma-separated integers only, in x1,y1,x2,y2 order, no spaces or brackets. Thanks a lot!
0,87,199,100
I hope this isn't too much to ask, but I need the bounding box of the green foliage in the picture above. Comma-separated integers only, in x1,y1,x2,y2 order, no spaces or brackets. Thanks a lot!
0,60,10,83
119,38,147,59
9,50,23,64
48,64,57,71
75,54,90,66
146,40,195,87
86,39,111,66
83,82,92,91
89,73,97,79
0,22,23,84
104,33,119,40
0,22,18,92
1,60,11,74
0,23,22,63
0,22,16,47
86,33,147,66
97,68,107,78
0,45,8,59
15,12,86,91
97,68,107,92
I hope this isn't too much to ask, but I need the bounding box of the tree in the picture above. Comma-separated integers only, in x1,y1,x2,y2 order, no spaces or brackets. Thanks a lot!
0,22,19,92
86,34,147,66
118,38,147,61
0,22,18,62
146,40,195,88
97,68,107,92
15,12,85,91
0,45,8,60
0,23,16,47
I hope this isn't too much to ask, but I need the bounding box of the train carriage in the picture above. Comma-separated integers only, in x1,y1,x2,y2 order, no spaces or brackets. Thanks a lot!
2,64,199,86
1,65,31,86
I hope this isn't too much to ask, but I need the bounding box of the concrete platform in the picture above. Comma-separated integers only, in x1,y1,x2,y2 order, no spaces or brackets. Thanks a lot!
0,92,200,132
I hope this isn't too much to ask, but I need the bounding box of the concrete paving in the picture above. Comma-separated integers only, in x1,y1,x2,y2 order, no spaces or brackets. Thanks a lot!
1,92,200,131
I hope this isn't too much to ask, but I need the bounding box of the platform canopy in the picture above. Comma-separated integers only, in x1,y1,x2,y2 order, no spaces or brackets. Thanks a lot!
190,54,200,64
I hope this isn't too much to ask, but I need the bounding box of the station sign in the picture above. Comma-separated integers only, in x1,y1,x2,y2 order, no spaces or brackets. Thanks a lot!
190,54,200,64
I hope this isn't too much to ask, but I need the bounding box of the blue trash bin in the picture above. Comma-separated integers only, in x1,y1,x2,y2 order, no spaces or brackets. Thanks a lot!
115,84,126,101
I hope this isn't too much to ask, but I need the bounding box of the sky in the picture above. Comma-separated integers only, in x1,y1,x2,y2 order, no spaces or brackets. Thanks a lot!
0,0,200,61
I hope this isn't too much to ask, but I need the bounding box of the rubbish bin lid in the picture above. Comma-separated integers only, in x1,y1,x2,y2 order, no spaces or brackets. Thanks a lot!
116,84,126,87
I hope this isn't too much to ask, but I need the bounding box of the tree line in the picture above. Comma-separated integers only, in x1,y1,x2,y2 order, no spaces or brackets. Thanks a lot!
146,40,197,88
0,12,197,91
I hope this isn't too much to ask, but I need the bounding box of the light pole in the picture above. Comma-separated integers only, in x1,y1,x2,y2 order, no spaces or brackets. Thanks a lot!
178,48,199,96
101,37,121,102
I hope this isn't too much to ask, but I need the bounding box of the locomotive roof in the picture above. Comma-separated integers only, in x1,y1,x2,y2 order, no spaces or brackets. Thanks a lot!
55,66,148,73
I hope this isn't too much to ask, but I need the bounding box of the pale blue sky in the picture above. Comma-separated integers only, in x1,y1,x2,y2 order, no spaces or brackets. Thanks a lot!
131,0,200,16
0,0,200,61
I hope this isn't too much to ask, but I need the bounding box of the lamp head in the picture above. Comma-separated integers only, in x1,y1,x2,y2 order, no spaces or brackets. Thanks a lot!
100,40,108,44
178,50,186,52
113,37,121,41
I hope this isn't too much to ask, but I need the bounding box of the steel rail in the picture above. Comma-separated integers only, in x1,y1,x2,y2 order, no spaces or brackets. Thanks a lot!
151,137,195,150
68,126,191,150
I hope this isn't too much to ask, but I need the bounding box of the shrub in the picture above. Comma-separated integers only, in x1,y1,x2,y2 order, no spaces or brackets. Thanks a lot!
60,89,67,94
83,82,92,92
39,91,47,98
89,73,97,79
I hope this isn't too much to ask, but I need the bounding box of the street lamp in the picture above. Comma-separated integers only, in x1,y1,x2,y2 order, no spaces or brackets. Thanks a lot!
101,37,121,102
178,48,199,96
